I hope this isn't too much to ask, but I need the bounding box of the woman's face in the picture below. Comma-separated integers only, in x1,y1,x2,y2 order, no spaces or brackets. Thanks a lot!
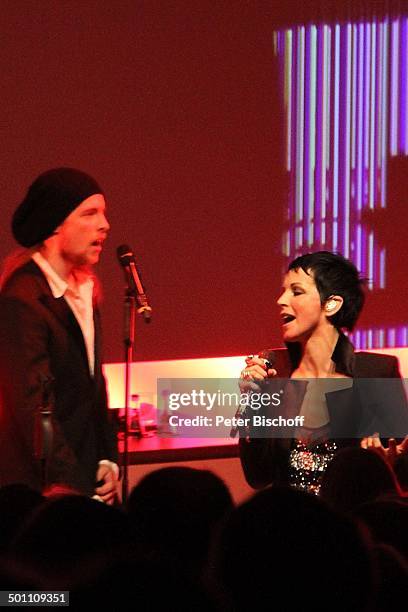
277,267,327,343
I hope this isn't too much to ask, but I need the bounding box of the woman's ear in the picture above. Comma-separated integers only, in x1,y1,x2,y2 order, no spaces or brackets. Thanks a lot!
324,295,343,317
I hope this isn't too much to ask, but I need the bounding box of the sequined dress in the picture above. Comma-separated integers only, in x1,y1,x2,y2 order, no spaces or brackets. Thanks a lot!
288,435,337,495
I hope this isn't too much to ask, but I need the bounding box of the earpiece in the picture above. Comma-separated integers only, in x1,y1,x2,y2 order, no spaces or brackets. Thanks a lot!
325,301,336,311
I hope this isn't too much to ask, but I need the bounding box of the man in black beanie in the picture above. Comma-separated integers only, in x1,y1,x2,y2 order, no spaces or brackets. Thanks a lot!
0,168,119,502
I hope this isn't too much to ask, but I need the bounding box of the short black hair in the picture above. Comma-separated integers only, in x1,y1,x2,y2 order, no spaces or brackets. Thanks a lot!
288,251,366,331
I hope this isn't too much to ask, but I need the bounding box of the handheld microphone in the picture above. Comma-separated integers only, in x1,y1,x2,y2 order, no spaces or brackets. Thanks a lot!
117,244,152,323
230,349,276,438
258,349,276,372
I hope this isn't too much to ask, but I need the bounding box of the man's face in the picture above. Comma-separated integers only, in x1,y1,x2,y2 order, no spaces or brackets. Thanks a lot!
276,267,326,343
53,194,109,267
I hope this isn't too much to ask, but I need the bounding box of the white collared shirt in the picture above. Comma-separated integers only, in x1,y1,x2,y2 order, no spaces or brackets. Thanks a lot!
32,251,95,376
31,252,119,485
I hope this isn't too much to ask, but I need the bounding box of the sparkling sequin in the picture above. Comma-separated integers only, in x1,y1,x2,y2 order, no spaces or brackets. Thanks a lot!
288,439,337,495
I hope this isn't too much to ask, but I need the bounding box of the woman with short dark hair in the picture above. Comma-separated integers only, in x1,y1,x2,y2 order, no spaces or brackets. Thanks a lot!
238,251,408,494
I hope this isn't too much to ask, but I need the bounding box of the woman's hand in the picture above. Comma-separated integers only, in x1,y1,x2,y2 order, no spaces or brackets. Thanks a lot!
360,434,408,466
239,355,277,393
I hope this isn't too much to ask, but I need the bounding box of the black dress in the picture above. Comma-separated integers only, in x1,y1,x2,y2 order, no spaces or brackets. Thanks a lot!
239,334,408,493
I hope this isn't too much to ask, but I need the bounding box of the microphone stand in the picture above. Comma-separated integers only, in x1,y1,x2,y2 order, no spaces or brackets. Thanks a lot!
122,290,136,504
121,287,149,503
118,247,152,504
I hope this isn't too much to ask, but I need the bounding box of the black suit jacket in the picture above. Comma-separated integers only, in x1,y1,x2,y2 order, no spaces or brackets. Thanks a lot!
0,261,117,495
239,334,408,489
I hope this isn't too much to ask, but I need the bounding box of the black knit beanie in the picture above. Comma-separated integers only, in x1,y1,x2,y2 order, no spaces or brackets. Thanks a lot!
12,167,103,247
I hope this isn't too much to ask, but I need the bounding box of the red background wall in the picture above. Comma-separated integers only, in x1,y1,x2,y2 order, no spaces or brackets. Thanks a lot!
0,1,404,362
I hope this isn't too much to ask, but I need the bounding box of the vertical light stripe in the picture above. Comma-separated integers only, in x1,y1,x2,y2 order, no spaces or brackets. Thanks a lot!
333,24,340,248
356,223,362,271
364,23,370,182
390,19,399,155
357,22,364,211
369,22,376,209
380,20,388,207
351,24,357,171
405,18,408,154
403,18,408,154
368,231,374,290
296,27,305,223
388,328,396,347
344,24,352,257
325,26,331,172
296,226,303,248
308,25,317,246
379,247,386,289
333,220,338,250
321,25,330,236
273,31,279,54
285,30,292,170
284,230,290,256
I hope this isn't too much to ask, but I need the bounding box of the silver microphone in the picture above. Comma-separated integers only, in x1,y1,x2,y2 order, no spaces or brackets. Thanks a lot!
230,349,276,438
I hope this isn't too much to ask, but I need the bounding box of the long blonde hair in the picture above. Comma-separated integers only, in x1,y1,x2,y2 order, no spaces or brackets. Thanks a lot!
0,246,102,304
0,246,38,289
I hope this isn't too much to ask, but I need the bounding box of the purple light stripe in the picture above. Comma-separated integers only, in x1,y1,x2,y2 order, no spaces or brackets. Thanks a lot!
322,25,331,247
286,30,293,170
360,219,367,282
344,23,352,258
289,26,297,250
390,19,399,155
339,24,346,253
375,23,382,183
357,22,364,211
315,25,324,246
356,223,362,271
304,26,311,245
332,25,340,249
296,226,303,248
405,18,408,154
400,17,408,154
351,24,358,171
338,25,348,256
397,327,408,347
350,24,358,255
308,25,317,247
363,23,370,206
369,22,376,209
296,26,305,224
374,22,381,209
379,247,386,289
380,19,388,207
388,328,396,347
368,230,374,290
325,26,331,173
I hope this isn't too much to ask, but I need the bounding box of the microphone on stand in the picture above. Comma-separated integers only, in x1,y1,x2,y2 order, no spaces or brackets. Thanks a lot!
116,244,152,323
230,349,276,438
